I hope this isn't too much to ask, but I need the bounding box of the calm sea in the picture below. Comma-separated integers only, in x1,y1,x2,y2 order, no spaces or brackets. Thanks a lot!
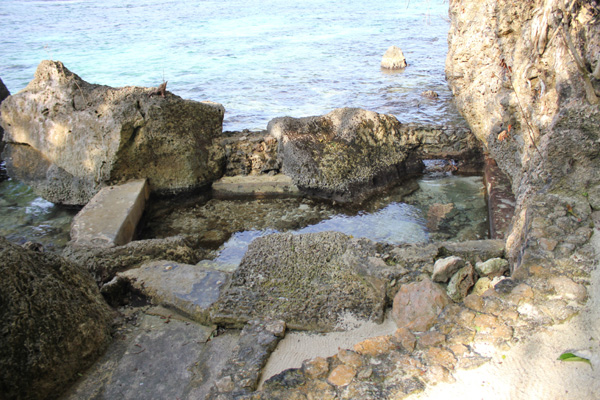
0,0,460,132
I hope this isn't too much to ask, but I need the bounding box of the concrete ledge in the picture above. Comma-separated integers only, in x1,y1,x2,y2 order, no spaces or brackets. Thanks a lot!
70,179,149,248
212,174,300,198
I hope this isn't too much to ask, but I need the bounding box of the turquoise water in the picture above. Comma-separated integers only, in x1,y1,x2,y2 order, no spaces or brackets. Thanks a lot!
0,0,459,131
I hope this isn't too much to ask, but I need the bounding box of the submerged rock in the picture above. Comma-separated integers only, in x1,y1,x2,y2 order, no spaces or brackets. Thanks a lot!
0,236,113,400
0,60,225,205
211,231,387,331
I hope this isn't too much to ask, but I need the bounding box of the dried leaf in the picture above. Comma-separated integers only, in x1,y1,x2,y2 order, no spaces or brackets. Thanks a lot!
498,130,509,142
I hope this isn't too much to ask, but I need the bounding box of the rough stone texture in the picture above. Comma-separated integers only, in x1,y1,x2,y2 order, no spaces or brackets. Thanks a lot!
212,174,300,198
70,179,149,248
484,155,516,239
267,108,481,202
211,232,387,331
392,279,451,332
447,263,477,302
210,319,286,399
62,308,226,400
0,77,10,157
221,130,280,176
446,0,600,273
475,257,510,278
381,45,408,69
119,260,230,324
0,236,113,400
0,60,225,205
432,255,465,283
63,235,208,284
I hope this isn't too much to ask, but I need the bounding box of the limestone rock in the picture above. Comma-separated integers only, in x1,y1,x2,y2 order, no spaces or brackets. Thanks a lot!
63,235,208,284
392,279,451,332
0,60,225,205
432,256,465,283
475,258,509,278
211,231,387,331
267,107,419,202
381,45,408,69
119,260,229,324
549,276,587,303
447,263,477,302
0,236,112,400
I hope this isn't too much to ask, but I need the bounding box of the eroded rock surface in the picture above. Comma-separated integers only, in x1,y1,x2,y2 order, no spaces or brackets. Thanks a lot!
212,232,387,331
0,60,225,205
0,77,9,158
0,237,113,400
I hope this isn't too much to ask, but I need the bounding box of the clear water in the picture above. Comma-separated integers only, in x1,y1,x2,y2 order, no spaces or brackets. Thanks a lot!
0,174,78,252
141,174,488,270
0,0,461,132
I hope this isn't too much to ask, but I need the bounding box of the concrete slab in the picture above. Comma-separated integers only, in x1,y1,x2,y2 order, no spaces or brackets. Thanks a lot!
60,308,239,400
119,260,230,324
212,174,300,198
70,179,149,247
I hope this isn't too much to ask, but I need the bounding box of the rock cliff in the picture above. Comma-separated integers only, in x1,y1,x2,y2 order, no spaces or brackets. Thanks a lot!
0,61,225,205
446,0,600,274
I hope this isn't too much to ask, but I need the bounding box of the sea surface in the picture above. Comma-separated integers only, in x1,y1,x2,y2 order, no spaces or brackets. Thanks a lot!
0,0,481,253
0,0,459,132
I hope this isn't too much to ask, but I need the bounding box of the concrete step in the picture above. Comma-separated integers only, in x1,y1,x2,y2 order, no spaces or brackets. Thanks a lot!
70,179,149,248
212,174,300,198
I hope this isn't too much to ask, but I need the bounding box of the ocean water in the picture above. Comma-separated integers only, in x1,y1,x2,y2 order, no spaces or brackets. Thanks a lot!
0,0,459,132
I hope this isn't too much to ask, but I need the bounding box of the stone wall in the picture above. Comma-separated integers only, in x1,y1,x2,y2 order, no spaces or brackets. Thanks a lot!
446,0,600,274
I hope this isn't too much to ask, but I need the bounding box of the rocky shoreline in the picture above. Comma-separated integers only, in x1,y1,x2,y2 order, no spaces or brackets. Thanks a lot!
1,1,600,399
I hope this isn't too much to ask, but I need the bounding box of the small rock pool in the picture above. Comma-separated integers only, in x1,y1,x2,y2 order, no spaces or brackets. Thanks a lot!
140,171,488,271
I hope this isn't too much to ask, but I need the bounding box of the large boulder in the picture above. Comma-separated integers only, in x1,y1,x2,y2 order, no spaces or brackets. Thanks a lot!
446,1,600,272
0,61,225,205
0,237,113,400
267,108,421,202
211,231,387,331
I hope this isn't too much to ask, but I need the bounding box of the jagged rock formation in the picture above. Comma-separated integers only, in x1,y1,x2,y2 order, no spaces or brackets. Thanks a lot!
0,237,113,400
446,0,600,274
0,61,225,205
267,108,481,202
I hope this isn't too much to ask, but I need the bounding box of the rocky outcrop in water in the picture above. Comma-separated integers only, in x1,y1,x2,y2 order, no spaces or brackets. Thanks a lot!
0,236,113,400
446,0,600,274
0,60,225,205
381,45,408,69
267,108,481,202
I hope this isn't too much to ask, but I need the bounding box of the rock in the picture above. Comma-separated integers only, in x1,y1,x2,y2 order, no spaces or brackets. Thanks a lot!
0,77,9,158
484,156,515,239
394,327,417,352
0,60,225,205
475,258,509,277
381,45,408,69
210,319,286,398
327,365,356,387
119,260,229,324
0,236,112,400
302,357,330,379
437,240,505,265
447,263,477,302
392,279,451,332
446,0,600,270
353,335,396,356
472,277,492,295
432,256,465,283
62,309,223,400
421,90,439,98
63,235,208,284
211,232,387,331
267,107,419,202
427,203,455,231
549,276,587,303
221,130,280,176
212,173,301,198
